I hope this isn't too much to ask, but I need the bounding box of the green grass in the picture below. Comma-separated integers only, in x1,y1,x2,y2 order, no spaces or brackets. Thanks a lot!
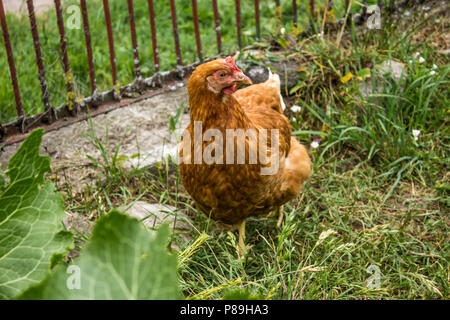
6,1,449,299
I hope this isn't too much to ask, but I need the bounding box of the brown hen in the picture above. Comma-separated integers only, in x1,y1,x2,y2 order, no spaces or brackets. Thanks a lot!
179,57,311,254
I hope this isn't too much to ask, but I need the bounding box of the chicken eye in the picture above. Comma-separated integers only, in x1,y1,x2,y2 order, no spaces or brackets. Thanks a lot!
219,72,227,78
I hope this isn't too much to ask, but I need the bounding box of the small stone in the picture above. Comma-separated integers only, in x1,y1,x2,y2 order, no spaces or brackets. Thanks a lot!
377,60,407,82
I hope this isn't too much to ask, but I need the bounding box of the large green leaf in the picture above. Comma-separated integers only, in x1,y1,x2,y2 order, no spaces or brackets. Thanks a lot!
20,211,183,299
0,170,5,193
0,129,73,300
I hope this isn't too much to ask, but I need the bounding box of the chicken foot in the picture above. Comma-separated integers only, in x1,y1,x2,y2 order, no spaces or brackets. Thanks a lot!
276,205,284,228
238,220,246,256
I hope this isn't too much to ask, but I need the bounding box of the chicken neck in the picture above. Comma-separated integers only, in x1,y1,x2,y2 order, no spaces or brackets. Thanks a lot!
188,88,253,131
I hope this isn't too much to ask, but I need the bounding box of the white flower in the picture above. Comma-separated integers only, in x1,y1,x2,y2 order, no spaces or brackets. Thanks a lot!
290,105,302,112
280,27,286,35
412,129,420,141
418,56,425,63
317,32,322,38
311,141,320,149
414,52,420,58
403,11,410,17
430,70,436,75
408,59,413,64
432,64,438,69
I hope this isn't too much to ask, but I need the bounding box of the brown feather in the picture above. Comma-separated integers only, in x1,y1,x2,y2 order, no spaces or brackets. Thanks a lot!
179,59,311,226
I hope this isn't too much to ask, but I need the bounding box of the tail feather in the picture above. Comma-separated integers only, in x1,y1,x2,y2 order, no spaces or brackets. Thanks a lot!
265,70,286,111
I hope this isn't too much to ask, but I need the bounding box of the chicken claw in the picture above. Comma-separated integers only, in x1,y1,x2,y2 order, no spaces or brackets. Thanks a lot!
238,220,246,256
276,205,284,228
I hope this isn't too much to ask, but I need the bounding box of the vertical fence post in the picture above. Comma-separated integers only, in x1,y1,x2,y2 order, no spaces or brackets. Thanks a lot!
102,0,118,94
80,0,96,96
235,0,242,49
191,0,203,62
0,0,24,119
54,0,76,115
26,0,53,121
211,0,222,54
147,0,160,72
254,0,260,41
292,0,297,28
275,0,282,33
344,0,352,23
362,0,367,20
309,0,315,22
169,0,183,67
127,0,142,81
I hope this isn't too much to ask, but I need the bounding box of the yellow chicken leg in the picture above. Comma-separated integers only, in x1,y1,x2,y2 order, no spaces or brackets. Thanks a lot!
238,220,246,256
276,205,284,228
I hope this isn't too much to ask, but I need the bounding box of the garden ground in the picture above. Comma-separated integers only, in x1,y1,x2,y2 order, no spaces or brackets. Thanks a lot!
0,1,448,299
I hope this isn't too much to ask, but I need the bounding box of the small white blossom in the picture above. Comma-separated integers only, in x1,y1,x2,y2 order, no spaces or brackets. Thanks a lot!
432,64,438,69
290,105,302,112
311,141,320,149
430,70,436,75
408,59,413,64
412,129,421,141
414,52,420,58
280,27,286,35
403,11,410,17
418,56,425,63
317,32,322,38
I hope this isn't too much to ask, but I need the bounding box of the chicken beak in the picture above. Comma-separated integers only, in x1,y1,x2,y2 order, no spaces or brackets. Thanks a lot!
235,72,253,85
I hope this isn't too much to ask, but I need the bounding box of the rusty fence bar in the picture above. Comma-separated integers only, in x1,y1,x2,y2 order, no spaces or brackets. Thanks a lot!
235,0,242,49
169,0,183,67
254,0,260,41
54,0,76,114
0,0,23,118
26,0,52,116
292,0,297,27
211,0,222,53
80,0,96,95
102,0,118,89
309,0,315,19
362,0,368,19
127,0,142,80
147,0,160,72
275,0,281,32
191,0,203,61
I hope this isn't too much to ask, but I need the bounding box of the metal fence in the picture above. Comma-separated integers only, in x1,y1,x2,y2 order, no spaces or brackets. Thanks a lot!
0,0,374,145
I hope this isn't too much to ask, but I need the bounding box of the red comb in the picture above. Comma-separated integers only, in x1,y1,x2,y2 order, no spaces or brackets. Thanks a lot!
225,56,242,72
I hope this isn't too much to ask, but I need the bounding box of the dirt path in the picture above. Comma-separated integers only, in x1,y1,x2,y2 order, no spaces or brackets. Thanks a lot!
0,85,189,194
